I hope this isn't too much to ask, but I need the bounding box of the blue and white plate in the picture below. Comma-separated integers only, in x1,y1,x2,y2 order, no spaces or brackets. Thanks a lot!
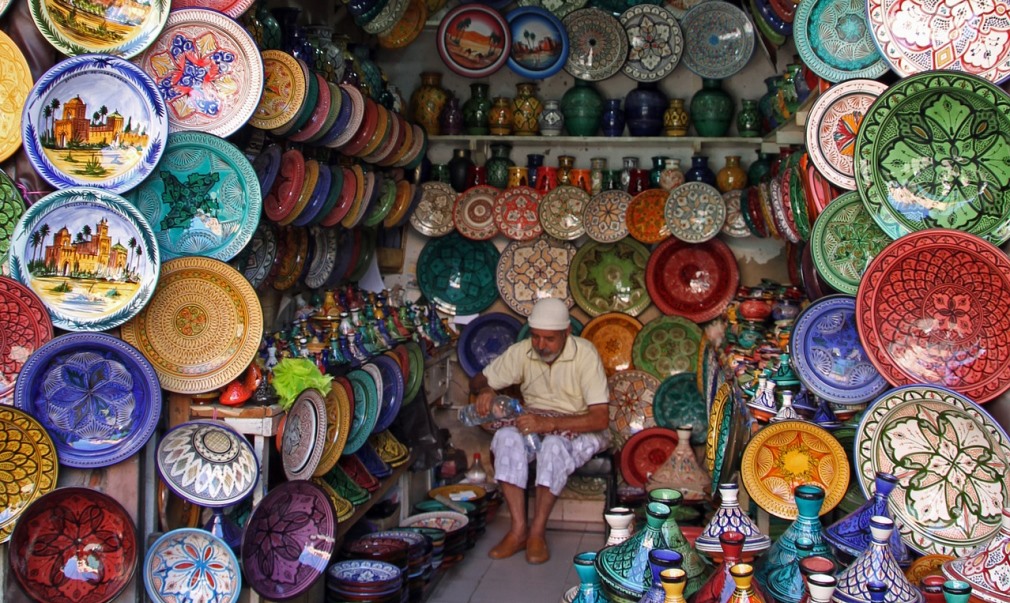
144,528,241,603
252,143,282,201
369,354,405,433
457,312,522,378
506,7,569,79
681,2,755,79
327,559,402,585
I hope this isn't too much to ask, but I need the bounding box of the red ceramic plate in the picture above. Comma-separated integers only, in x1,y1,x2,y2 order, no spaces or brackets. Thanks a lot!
288,73,331,142
0,277,52,401
856,229,1010,403
454,185,499,240
436,4,511,78
646,237,740,322
626,189,671,244
340,97,379,156
263,149,305,222
745,186,768,238
619,427,679,488
320,167,358,227
493,186,542,241
171,0,254,18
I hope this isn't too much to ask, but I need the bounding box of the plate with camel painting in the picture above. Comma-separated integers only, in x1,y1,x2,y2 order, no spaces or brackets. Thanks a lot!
437,5,511,78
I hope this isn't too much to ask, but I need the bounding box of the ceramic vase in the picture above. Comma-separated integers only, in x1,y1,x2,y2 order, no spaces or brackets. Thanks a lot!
274,7,315,69
440,97,464,135
940,507,1010,603
693,532,775,603
748,151,773,185
621,156,639,190
485,143,515,190
662,569,689,603
463,83,492,135
729,565,768,603
647,427,709,503
659,159,685,191
830,517,923,603
539,100,564,136
304,26,345,84
513,82,542,136
605,506,635,546
754,485,834,603
641,549,685,603
573,551,608,603
626,82,667,136
650,156,669,189
243,0,281,50
788,63,810,105
602,99,625,136
489,97,513,135
685,156,717,186
596,501,672,603
590,157,608,195
807,575,837,603
941,582,971,603
823,472,911,568
691,79,734,137
466,164,488,188
737,100,761,137
561,79,603,136
758,77,780,132
716,156,747,193
411,72,448,136
664,99,690,136
648,488,709,597
448,148,474,193
797,552,837,603
558,155,575,185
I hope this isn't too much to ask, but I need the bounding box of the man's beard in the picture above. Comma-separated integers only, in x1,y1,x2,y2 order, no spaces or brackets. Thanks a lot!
536,349,560,363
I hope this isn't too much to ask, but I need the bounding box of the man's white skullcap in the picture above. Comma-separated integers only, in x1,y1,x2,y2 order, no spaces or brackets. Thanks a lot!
527,297,570,330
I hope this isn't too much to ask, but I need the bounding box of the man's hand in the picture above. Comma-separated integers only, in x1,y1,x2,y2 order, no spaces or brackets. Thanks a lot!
516,413,552,434
474,386,495,416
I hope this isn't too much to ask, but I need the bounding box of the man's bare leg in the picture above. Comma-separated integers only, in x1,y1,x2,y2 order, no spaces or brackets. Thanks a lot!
526,485,557,564
488,482,529,559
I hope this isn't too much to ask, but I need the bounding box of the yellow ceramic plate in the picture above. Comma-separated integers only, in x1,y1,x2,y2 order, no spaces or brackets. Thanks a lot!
429,483,487,503
370,430,409,465
312,476,355,522
341,165,369,228
379,0,429,48
741,419,850,519
0,406,57,544
581,312,642,376
314,382,352,477
249,50,305,130
0,32,31,163
706,382,730,473
30,0,169,57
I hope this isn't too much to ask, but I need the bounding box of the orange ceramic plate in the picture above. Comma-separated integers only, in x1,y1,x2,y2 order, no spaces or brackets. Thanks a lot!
625,189,671,244
581,312,643,376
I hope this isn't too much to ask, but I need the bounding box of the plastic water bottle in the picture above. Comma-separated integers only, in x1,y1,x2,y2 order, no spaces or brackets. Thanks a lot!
523,433,541,462
458,395,523,426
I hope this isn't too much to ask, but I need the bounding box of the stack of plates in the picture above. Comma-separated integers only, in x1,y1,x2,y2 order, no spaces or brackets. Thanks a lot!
369,530,430,599
400,512,469,569
399,527,446,574
429,484,489,536
326,559,403,603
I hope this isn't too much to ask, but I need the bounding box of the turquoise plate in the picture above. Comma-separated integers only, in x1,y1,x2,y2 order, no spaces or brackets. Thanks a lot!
417,232,499,315
793,0,886,83
343,369,379,455
653,372,708,444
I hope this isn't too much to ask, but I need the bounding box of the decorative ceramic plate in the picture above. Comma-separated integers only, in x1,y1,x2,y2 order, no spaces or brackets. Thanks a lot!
0,276,52,401
619,426,678,488
436,4,510,78
620,5,683,82
380,0,429,48
583,190,631,243
9,187,159,332
664,181,726,243
242,480,336,601
706,381,733,484
172,0,253,18
493,185,543,241
10,487,137,603
631,315,702,380
645,237,738,323
855,229,1010,403
135,9,262,137
231,222,276,290
31,0,168,57
340,372,375,456
0,406,56,544
516,0,587,18
410,181,456,237
855,71,1010,244
370,355,405,433
0,170,25,270
315,384,352,477
809,191,889,295
496,236,576,316
506,7,569,79
805,79,887,190
663,0,713,20
793,0,886,82
0,32,31,164
720,190,750,238
416,232,499,315
328,559,402,587
680,2,755,79
263,148,304,223
145,528,241,603
569,239,651,317
282,389,328,481
741,420,850,519
23,55,168,193
328,84,365,151
626,189,671,244
802,239,835,301
607,369,661,449
855,385,1010,555
457,312,522,377
454,185,499,240
581,312,642,376
157,420,257,507
540,185,588,240
563,8,629,81
249,50,305,131
303,226,337,289
120,256,263,394
653,373,707,444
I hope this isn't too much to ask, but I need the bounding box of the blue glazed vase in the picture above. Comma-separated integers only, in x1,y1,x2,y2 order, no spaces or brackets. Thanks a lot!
831,517,924,603
639,549,684,603
572,551,607,603
596,502,671,603
625,82,667,136
647,488,709,597
824,472,912,568
685,155,717,186
696,484,772,561
602,99,625,136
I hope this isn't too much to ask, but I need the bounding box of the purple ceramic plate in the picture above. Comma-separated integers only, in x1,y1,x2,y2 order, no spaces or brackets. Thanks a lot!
456,312,522,378
252,144,282,198
292,159,333,227
242,480,336,601
369,354,405,433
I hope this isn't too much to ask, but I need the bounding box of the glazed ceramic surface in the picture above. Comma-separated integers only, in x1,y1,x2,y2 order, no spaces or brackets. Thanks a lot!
231,222,277,290
619,426,677,487
493,185,543,240
805,79,887,190
646,237,738,323
569,239,651,317
496,236,576,316
809,191,889,295
665,182,725,243
0,32,31,164
453,185,499,240
157,420,258,507
437,4,510,78
540,185,588,240
653,373,707,444
721,190,750,238
282,389,328,481
144,528,241,603
506,7,569,79
942,508,1010,603
416,232,499,315
696,483,772,557
608,369,661,449
824,472,912,567
30,0,168,57
248,50,305,131
581,312,642,376
793,0,886,82
344,369,380,453
0,170,25,268
172,0,254,18
705,382,735,488
0,406,56,544
680,2,754,79
584,190,631,243
0,276,52,401
315,385,351,478
563,8,629,81
412,180,459,238
456,312,520,377
620,4,683,82
626,189,672,244
631,315,702,380
369,355,405,433
832,518,923,603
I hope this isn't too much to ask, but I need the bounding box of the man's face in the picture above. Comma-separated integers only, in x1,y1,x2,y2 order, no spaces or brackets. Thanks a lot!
529,327,570,364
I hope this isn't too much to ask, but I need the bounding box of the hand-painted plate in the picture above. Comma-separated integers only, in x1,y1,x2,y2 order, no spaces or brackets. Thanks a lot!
127,132,260,262
540,185,588,240
742,420,850,519
157,420,258,507
856,71,1010,244
583,190,631,243
645,237,738,322
653,373,707,444
809,191,889,295
303,225,337,289
631,315,702,380
457,312,522,377
516,0,587,18
145,528,241,603
344,369,380,454
0,277,52,402
563,8,629,81
493,185,543,241
496,236,576,316
805,79,887,190
721,190,750,238
249,50,305,131
410,181,456,237
856,229,1010,403
620,4,683,82
626,189,672,244
22,55,168,193
172,0,254,18
120,256,262,394
9,187,159,331
0,32,31,164
855,385,1010,555
664,181,725,243
619,426,678,488
793,0,886,82
681,2,755,79
10,487,137,603
706,381,733,487
0,406,57,544
31,0,169,57
663,0,713,20
282,388,328,481
315,384,352,477
242,480,336,601
569,238,651,317
417,232,499,315
581,312,642,376
608,369,660,449
0,170,25,270
437,4,511,78
506,7,569,79
454,185,499,240
135,8,263,138
369,354,405,433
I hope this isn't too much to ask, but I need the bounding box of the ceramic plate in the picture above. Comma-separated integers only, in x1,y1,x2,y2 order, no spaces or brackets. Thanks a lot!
231,221,276,290
315,384,352,477
410,181,456,237
581,312,642,376
379,0,429,48
242,480,336,601
569,238,651,317
23,55,168,193
664,0,714,20
653,373,707,444
0,406,56,544
31,0,168,57
645,237,738,323
437,4,511,78
496,236,576,316
619,426,678,487
249,50,305,131
145,528,241,603
805,79,887,190
454,185,499,240
263,149,304,223
282,388,328,481
721,190,750,238
157,420,258,507
172,0,253,17
0,32,31,164
802,238,836,301
10,487,137,603
0,277,52,401
793,0,886,82
856,229,1010,403
809,191,889,295
681,2,754,78
607,369,660,449
665,181,725,243
506,7,569,79
121,256,262,394
416,232,499,315
303,226,337,289
583,190,631,243
342,371,378,456
631,315,702,380
855,71,1010,244
369,355,405,433
516,0,587,18
457,312,522,377
563,8,629,81
540,185,588,240
706,381,733,486
493,185,543,241
0,170,25,269
855,385,1010,555
741,420,850,519
620,5,683,82
626,189,671,244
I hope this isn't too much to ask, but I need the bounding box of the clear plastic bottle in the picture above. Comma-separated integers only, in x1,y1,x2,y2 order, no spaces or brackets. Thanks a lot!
458,395,523,426
464,453,488,484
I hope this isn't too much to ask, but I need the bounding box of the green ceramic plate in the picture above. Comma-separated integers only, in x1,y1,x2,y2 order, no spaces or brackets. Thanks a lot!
789,161,811,241
343,369,380,455
653,372,707,444
416,232,499,316
362,176,397,227
632,315,702,380
810,191,890,295
707,382,734,489
0,170,25,271
569,238,651,317
404,341,424,404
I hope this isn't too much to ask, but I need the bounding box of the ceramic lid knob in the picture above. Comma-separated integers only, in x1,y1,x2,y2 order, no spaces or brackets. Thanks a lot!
867,580,888,603
719,483,740,504
720,531,746,561
649,488,684,508
730,563,754,590
942,580,971,603
646,501,672,521
869,516,893,543
806,574,836,603
660,568,688,602
676,426,693,441
649,548,683,570
873,471,899,499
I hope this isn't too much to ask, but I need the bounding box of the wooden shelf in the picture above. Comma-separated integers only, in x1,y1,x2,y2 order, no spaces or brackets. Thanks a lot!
430,134,764,154
336,456,413,546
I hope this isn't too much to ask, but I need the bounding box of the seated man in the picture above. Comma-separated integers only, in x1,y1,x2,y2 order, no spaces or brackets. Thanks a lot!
468,297,610,564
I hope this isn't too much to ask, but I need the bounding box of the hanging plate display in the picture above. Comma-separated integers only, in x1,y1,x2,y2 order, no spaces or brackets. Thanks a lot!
303,226,337,289
646,236,738,323
282,389,328,481
620,5,683,82
583,189,631,243
22,55,168,193
0,32,31,164
581,312,642,376
607,369,661,449
563,8,629,81
626,188,672,244
516,0,587,18
315,384,352,477
0,170,25,269
457,312,522,377
493,185,543,240
454,185,499,240
809,191,889,295
145,528,241,603
506,7,569,79
0,406,56,544
30,0,168,57
410,181,456,237
855,71,1010,244
121,257,263,394
172,0,253,18
721,190,750,238
369,354,405,433
569,238,651,317
653,373,707,444
619,426,679,488
855,385,1010,555
0,277,52,402
632,315,702,380
347,369,380,444
856,229,1010,403
157,420,258,507
416,232,499,315
664,181,725,243
437,4,511,78
805,79,886,190
663,0,713,20
496,236,577,316
793,0,886,82
681,2,755,79
379,0,429,49
540,185,588,240
135,9,263,138
249,50,305,131
706,381,733,486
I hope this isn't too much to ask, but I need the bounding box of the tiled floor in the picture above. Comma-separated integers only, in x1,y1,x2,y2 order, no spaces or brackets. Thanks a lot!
425,510,607,603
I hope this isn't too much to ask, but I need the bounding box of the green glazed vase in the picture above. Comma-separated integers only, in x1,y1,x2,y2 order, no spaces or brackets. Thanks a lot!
596,501,672,603
737,99,761,137
485,143,515,190
561,79,603,137
462,83,491,135
691,78,734,137
647,488,710,598
573,551,608,603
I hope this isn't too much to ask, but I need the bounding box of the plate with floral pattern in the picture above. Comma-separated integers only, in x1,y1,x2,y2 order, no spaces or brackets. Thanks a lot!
282,389,328,481
0,406,56,544
496,236,576,316
626,188,671,244
665,181,725,243
645,237,738,322
793,0,887,83
663,0,713,20
681,2,755,79
805,79,887,190
855,385,1010,555
249,50,305,131
563,8,629,81
0,32,31,164
145,528,241,603
581,312,642,376
569,238,651,317
410,181,456,237
506,7,569,79
608,369,660,449
454,185,499,240
809,191,890,295
0,276,52,402
540,185,588,240
437,4,511,78
632,315,702,380
31,0,169,57
583,190,631,243
157,420,258,506
172,0,254,18
620,5,683,82
417,232,499,315
493,185,543,240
